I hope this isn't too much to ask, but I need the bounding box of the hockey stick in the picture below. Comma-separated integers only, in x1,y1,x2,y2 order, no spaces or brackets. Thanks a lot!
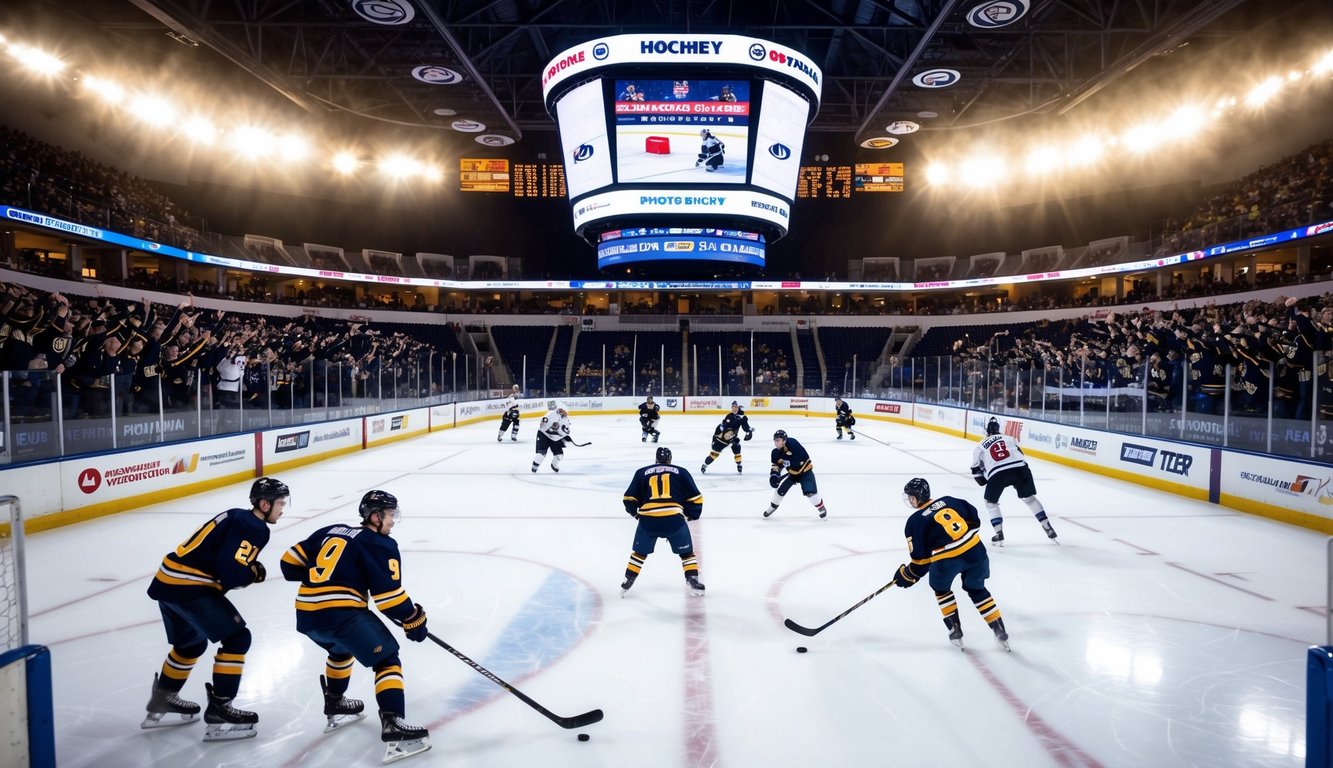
426,633,604,729
563,437,592,447
782,582,894,637
849,429,894,448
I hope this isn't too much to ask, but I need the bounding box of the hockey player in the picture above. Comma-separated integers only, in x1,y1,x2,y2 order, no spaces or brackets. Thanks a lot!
894,477,1009,652
620,447,706,597
970,417,1056,545
280,490,431,763
700,400,754,473
531,402,573,473
497,384,521,442
695,129,725,172
834,397,856,440
763,430,829,519
638,395,661,443
142,477,287,740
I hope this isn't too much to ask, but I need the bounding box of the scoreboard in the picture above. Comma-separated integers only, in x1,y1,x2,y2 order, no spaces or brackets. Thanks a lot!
796,166,852,198
853,163,905,192
459,159,510,192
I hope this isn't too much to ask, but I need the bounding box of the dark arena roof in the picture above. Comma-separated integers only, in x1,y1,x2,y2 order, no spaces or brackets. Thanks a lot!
1,0,1332,277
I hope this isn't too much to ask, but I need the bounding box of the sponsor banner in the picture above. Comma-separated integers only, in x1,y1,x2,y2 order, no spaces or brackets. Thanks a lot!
788,397,808,410
750,398,769,408
365,408,428,446
262,421,360,465
914,404,965,432
1117,441,1196,477
541,34,822,102
874,402,902,414
60,434,254,506
687,397,723,411
429,403,455,426
1221,451,1333,523
1016,416,1210,492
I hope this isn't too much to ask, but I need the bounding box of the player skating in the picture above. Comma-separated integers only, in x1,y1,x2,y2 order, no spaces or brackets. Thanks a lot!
620,447,706,597
280,490,431,763
695,129,725,172
638,395,661,442
700,400,754,473
970,417,1057,545
833,396,856,440
531,402,574,473
142,477,287,740
763,430,829,519
894,478,1009,652
497,384,521,442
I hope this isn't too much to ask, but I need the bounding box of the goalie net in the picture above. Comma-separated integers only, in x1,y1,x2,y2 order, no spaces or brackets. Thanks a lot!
0,495,26,653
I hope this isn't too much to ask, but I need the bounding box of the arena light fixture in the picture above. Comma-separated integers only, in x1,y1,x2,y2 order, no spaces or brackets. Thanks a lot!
230,126,275,158
378,153,421,179
9,43,65,75
181,117,217,145
1068,135,1105,166
81,75,125,104
128,94,176,126
332,151,360,174
421,165,444,183
959,155,1005,188
1024,147,1061,175
924,164,952,186
277,134,309,162
1314,50,1333,76
1244,75,1284,107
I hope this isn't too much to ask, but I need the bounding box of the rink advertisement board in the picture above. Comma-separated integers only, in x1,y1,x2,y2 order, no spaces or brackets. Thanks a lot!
364,408,429,447
55,434,256,527
260,420,362,474
1218,451,1333,529
912,403,966,435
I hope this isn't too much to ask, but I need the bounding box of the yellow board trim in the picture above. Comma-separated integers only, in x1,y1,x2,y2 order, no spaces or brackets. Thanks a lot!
264,444,363,474
1220,492,1333,534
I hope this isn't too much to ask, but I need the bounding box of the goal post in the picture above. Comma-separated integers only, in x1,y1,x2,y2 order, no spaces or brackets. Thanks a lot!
0,496,55,768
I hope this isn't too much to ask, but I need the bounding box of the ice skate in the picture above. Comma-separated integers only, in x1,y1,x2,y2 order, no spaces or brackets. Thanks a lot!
736,463,743,474
496,434,503,442
1043,521,1059,543
203,683,258,741
819,508,828,520
141,674,200,729
510,434,517,441
763,504,777,518
652,432,659,443
321,675,366,733
836,433,843,440
700,463,708,474
642,434,647,442
380,713,431,764
944,615,965,652
620,573,636,597
991,531,1004,547
849,433,855,440
685,574,706,596
989,618,1010,652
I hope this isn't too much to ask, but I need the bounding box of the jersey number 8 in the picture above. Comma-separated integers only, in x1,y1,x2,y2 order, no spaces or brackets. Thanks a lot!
932,508,968,541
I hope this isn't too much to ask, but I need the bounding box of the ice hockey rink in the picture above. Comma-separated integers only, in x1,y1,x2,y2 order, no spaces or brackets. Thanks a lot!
26,412,1317,768
615,127,749,184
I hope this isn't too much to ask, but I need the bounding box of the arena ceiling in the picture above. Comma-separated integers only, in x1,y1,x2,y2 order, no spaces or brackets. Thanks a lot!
11,0,1333,155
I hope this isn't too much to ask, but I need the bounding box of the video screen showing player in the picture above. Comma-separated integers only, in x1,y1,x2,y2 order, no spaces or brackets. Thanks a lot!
613,79,751,184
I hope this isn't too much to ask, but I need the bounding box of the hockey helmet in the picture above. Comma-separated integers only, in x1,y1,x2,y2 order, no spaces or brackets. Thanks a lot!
645,395,654,402
903,478,931,507
773,429,788,442
985,417,1001,436
359,490,399,522
834,396,843,403
656,447,673,465
250,477,289,507
700,128,711,138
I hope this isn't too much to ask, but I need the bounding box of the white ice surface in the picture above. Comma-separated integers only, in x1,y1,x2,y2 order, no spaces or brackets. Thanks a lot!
26,414,1316,767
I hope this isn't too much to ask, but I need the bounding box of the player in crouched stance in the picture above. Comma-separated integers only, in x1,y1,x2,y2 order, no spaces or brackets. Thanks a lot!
700,400,754,473
894,478,1009,652
970,417,1056,545
638,395,661,442
497,384,521,442
764,430,829,519
833,396,856,440
142,477,287,739
620,447,706,597
280,490,431,763
531,403,572,472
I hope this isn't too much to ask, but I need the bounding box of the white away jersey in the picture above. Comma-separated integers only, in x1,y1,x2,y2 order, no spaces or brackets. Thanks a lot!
539,410,571,439
971,434,1028,479
502,395,519,412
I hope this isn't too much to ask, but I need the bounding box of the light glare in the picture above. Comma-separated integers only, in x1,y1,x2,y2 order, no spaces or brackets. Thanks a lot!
1244,76,1284,107
378,154,422,179
182,117,216,144
332,152,359,174
129,94,176,126
10,44,65,75
82,76,125,104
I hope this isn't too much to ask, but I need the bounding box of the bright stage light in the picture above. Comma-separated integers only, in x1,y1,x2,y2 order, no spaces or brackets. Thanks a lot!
9,44,65,75
129,94,176,126
378,154,422,179
81,75,125,104
182,117,217,144
925,164,952,186
332,152,360,174
1244,76,1284,107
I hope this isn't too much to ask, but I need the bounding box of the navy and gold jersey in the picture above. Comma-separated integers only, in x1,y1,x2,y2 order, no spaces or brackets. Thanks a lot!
280,523,417,632
638,401,661,421
147,508,269,602
623,464,704,520
835,401,853,421
712,411,752,443
770,437,814,476
902,495,983,576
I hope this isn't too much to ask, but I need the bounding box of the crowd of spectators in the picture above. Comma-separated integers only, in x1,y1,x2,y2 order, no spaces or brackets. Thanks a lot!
0,126,203,250
1154,139,1333,257
923,292,1333,420
368,253,402,276
0,280,463,423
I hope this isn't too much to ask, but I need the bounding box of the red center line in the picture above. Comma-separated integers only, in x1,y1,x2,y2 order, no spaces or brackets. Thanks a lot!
684,522,721,768
966,654,1107,768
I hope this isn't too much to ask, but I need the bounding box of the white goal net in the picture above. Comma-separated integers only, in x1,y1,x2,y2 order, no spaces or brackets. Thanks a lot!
0,495,26,653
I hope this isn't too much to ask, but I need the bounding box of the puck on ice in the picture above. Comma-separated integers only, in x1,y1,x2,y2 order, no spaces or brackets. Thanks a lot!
578,733,590,741
796,646,808,653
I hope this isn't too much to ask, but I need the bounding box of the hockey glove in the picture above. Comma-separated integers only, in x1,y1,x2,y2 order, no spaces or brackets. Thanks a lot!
249,561,266,585
743,430,753,441
892,564,919,589
769,473,781,489
973,474,987,487
401,604,428,642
